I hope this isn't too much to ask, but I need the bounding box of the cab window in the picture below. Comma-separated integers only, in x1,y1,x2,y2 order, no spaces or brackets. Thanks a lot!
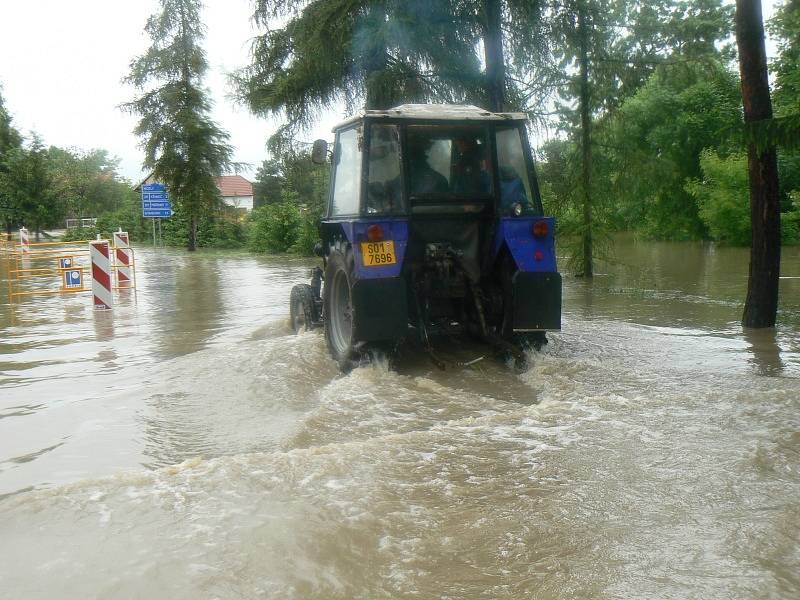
405,126,492,198
496,126,534,213
331,128,362,216
366,124,403,214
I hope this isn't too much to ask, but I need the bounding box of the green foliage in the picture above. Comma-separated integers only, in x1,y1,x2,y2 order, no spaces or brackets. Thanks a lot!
45,148,136,220
0,89,23,231
198,211,247,249
253,158,284,206
686,150,751,245
122,0,235,251
2,136,61,233
740,2,800,154
783,190,800,244
158,202,247,249
770,0,800,117
685,150,800,246
248,147,328,254
248,195,303,253
602,61,742,239
61,227,98,242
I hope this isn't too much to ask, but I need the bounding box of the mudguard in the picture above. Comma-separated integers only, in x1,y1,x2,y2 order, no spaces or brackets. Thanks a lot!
352,276,408,342
512,271,562,331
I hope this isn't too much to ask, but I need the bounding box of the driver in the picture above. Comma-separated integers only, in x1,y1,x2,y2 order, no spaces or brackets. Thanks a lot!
407,133,449,195
452,135,490,195
499,166,529,210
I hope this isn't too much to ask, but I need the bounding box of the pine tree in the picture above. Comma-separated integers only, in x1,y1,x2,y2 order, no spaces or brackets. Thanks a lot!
122,0,234,251
235,0,534,144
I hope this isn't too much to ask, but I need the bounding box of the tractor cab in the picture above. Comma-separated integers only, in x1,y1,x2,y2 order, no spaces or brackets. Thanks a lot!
291,104,561,370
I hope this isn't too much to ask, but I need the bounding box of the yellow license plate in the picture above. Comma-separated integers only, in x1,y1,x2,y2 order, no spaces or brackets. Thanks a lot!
361,241,397,266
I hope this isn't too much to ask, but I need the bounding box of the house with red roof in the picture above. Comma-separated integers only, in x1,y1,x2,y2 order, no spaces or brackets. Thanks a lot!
215,175,254,212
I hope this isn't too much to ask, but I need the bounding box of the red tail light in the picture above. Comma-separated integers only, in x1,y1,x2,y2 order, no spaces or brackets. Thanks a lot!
532,220,549,238
367,224,384,242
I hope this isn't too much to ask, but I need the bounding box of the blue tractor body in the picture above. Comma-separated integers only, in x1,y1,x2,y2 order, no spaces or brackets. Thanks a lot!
289,104,561,369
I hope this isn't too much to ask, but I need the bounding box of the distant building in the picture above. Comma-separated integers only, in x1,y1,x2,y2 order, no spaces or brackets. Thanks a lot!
215,175,254,212
134,173,255,212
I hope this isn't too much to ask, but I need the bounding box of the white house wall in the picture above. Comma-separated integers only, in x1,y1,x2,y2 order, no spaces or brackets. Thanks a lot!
222,195,254,211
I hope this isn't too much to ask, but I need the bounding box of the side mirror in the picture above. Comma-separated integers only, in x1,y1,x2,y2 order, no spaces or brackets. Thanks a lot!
311,139,329,164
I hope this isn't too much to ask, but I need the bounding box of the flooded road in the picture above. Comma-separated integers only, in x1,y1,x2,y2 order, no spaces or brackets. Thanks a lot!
1,238,799,598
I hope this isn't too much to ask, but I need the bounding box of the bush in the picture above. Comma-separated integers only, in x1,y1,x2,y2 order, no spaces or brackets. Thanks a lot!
687,151,800,245
248,201,301,253
686,150,751,245
783,191,800,244
292,209,321,255
246,188,321,255
62,226,99,242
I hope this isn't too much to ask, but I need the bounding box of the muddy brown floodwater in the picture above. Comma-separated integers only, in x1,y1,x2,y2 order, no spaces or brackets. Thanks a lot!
1,237,799,599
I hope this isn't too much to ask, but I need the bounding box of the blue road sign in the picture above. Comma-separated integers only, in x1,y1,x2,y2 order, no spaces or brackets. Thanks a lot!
64,269,82,289
142,183,173,218
60,257,72,269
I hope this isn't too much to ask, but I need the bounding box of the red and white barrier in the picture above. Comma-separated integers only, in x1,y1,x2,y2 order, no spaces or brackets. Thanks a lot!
89,240,113,309
113,230,132,287
19,227,29,253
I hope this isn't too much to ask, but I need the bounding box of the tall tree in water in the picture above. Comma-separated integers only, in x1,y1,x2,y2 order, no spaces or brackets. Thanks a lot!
123,0,234,251
735,0,781,327
536,0,733,275
543,0,611,277
576,0,594,277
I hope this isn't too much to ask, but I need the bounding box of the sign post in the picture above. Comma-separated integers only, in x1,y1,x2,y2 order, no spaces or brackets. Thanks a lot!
141,183,172,246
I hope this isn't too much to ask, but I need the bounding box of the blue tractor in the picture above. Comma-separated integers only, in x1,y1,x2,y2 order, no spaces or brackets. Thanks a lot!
289,104,561,370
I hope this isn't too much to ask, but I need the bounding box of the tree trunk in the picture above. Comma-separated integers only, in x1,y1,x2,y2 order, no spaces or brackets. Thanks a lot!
735,0,781,328
484,0,506,112
188,213,197,252
364,3,392,110
578,0,593,278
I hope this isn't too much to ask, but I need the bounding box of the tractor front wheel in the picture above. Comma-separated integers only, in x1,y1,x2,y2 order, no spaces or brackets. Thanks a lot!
290,284,317,334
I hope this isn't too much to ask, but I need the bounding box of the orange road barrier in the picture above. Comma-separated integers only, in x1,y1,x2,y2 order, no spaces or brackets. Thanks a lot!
3,233,137,307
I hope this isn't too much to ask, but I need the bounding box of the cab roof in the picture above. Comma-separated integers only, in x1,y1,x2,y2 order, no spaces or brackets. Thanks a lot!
332,104,528,131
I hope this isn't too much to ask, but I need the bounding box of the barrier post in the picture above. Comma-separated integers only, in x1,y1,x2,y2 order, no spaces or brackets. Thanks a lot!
19,227,30,253
89,240,113,309
113,229,132,287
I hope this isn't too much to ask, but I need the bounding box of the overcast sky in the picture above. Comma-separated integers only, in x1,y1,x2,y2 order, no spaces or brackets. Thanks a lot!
0,1,782,184
0,0,342,183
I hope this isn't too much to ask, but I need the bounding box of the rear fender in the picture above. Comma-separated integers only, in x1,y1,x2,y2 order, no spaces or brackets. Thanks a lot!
493,217,557,273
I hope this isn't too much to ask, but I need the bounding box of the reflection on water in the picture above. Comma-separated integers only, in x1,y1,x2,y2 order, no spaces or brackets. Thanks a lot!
743,327,785,376
153,254,225,356
0,240,799,599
